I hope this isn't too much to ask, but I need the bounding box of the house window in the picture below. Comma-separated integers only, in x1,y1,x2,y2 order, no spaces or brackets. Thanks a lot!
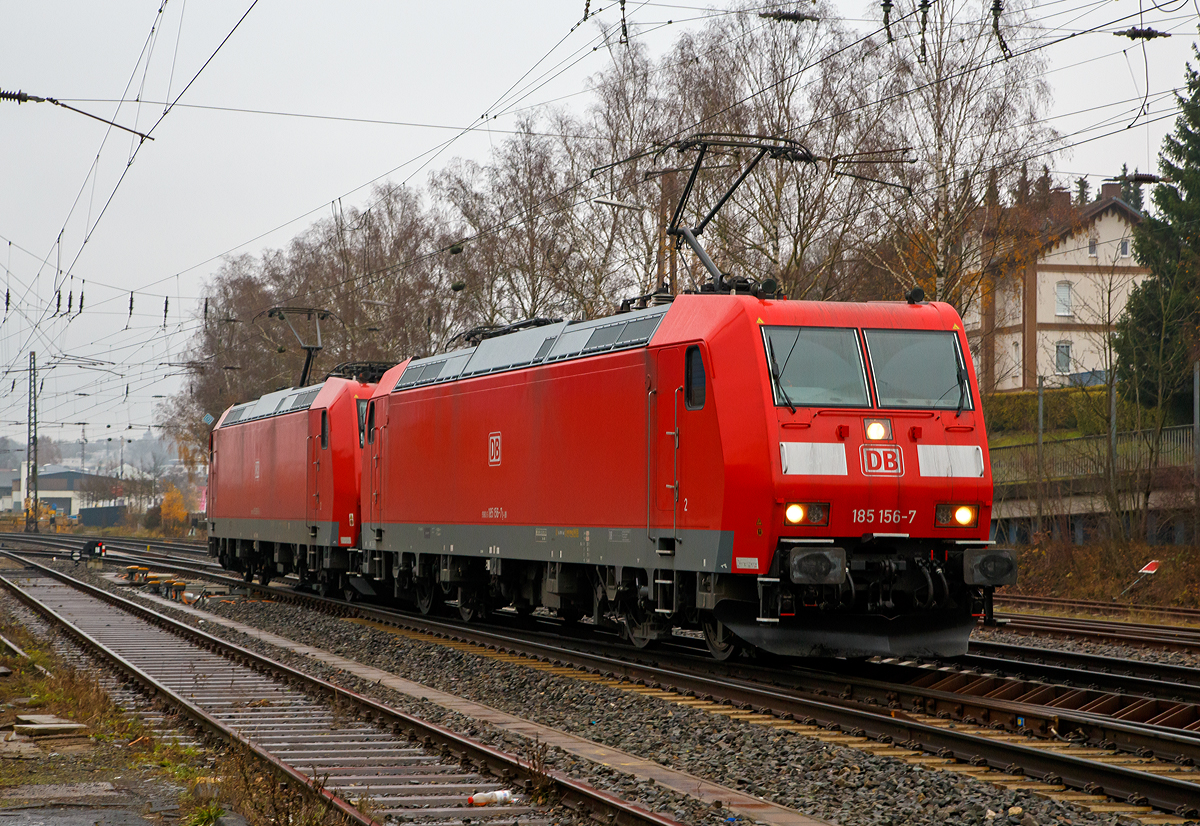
1087,237,1097,257
1055,342,1072,375
1055,282,1073,317
1120,239,1131,257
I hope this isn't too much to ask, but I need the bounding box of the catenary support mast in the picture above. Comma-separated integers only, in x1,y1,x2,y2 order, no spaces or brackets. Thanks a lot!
24,351,38,533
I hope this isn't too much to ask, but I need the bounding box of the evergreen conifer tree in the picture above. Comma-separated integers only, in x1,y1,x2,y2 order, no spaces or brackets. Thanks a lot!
1113,47,1200,420
1075,176,1091,205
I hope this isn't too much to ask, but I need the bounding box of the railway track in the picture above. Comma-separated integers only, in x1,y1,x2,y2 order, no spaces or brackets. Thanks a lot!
996,594,1200,625
9,538,1200,820
0,554,689,826
0,532,223,573
992,612,1200,653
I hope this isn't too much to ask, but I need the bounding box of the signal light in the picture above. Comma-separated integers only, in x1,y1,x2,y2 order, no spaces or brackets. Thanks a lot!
864,418,893,441
784,502,830,526
935,503,978,528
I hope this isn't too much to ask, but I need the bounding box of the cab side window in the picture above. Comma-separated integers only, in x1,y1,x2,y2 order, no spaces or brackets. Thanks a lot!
685,345,706,409
320,410,329,449
367,402,376,445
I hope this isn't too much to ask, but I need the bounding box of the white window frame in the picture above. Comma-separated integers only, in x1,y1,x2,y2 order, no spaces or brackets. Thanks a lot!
1087,237,1097,257
1055,341,1072,375
1119,238,1131,257
1055,281,1073,317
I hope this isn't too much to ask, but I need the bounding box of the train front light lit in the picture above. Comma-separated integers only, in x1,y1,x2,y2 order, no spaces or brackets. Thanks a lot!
935,503,978,528
864,418,893,441
784,502,830,527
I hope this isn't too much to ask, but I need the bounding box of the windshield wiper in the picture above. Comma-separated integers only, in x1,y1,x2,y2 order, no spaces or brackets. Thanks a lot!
766,336,797,414
955,366,968,417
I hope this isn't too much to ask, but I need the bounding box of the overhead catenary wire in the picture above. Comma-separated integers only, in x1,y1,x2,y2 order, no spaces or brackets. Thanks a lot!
2,0,1193,440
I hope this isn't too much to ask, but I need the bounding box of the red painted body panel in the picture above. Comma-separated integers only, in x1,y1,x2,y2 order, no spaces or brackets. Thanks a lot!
664,297,993,573
210,410,308,524
367,295,992,576
373,352,652,530
210,378,372,545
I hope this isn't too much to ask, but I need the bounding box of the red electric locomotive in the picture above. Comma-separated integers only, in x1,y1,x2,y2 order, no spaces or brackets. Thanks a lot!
208,373,374,590
354,293,1015,658
208,136,1015,658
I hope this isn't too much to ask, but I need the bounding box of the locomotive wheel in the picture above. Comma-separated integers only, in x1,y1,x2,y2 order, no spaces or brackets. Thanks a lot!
628,624,656,649
343,587,357,603
622,603,663,649
242,567,254,584
258,570,272,587
457,586,487,622
702,616,742,661
415,580,441,615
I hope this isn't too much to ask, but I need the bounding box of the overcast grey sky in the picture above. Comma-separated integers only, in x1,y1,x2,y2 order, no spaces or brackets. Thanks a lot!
1,1,1195,447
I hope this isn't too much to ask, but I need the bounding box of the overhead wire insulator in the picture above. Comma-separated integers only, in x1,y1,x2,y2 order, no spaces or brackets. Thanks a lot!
163,296,169,329
918,0,931,64
760,10,818,22
77,281,83,315
66,291,72,315
1114,27,1171,40
619,0,628,44
882,0,894,43
992,0,1013,59
0,89,44,104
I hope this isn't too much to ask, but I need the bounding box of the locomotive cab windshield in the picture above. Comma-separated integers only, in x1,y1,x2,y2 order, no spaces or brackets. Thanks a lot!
762,325,973,411
863,328,972,410
762,326,869,407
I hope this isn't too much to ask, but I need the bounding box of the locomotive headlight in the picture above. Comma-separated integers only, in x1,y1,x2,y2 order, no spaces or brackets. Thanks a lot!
935,503,978,528
864,418,893,441
784,502,830,526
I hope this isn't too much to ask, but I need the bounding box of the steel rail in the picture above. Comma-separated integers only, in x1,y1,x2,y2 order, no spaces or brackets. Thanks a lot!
0,554,684,826
964,641,1200,702
252,599,1200,816
0,570,381,826
11,543,1200,816
996,593,1200,623
996,613,1200,652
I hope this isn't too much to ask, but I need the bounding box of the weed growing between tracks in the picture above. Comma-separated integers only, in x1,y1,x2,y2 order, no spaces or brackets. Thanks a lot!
0,612,221,826
0,619,137,739
523,735,555,804
213,743,361,826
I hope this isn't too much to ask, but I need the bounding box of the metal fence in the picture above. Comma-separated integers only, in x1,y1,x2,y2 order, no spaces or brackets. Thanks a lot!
989,424,1196,485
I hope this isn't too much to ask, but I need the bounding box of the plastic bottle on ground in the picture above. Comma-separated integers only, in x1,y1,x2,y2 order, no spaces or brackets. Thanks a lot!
467,790,513,806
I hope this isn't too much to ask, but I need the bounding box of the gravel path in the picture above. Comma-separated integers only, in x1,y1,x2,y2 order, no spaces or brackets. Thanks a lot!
35,562,1161,826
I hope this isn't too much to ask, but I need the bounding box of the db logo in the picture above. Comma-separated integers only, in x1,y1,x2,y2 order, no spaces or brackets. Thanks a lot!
860,445,903,476
488,432,502,466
